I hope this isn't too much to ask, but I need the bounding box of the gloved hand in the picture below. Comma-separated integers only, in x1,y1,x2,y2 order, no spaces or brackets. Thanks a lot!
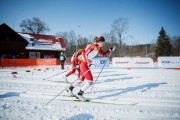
109,46,116,52
75,63,79,68
88,63,92,67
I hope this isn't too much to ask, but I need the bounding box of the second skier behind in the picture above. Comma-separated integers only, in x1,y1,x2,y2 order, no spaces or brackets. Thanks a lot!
64,49,84,82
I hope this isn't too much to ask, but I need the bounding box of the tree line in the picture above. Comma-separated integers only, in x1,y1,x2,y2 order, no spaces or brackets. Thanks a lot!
19,17,180,58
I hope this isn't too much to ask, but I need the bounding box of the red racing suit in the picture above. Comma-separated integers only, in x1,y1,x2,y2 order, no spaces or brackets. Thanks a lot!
66,49,84,78
77,43,110,81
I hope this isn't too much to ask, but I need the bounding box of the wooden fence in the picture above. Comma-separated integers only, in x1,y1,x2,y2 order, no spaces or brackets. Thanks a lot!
0,58,61,67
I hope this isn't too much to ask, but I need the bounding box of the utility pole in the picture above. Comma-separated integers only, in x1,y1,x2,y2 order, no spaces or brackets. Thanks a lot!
146,44,148,57
76,25,81,52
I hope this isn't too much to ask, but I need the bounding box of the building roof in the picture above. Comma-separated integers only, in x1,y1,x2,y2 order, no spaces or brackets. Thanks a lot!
0,23,29,44
18,32,66,51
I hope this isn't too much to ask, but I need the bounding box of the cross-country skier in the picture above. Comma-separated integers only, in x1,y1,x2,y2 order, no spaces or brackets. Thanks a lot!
64,49,84,82
67,36,115,100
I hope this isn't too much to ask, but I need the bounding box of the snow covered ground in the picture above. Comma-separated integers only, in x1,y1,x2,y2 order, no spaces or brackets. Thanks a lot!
0,65,180,120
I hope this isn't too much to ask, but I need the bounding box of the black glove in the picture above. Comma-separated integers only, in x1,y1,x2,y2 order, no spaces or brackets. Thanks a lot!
88,64,92,67
109,46,115,52
109,47,113,51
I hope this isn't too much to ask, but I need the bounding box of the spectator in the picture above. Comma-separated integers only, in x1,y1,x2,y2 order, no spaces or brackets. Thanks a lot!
59,52,66,70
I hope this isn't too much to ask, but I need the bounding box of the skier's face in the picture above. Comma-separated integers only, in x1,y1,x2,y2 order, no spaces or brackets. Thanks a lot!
98,41,105,47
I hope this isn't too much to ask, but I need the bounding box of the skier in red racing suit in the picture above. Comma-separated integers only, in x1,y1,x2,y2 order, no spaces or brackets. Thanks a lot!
64,49,84,82
67,36,115,99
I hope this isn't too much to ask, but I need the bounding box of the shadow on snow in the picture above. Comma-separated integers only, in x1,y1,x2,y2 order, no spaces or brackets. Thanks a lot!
103,77,134,82
67,113,94,120
98,74,128,78
92,70,117,74
96,82,167,99
94,76,133,84
0,92,20,98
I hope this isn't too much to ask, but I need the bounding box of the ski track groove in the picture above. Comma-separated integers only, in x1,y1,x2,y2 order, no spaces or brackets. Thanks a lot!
0,67,180,120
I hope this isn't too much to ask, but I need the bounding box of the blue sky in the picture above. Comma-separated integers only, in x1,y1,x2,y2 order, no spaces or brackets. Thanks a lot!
0,0,180,45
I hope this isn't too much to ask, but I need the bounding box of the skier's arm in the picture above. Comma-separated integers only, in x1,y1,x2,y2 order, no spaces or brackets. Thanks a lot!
98,48,111,56
74,49,84,64
98,46,115,56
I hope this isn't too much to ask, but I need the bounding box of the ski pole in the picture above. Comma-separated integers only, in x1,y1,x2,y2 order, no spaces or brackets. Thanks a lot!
91,50,113,91
45,84,72,106
43,70,68,80
45,69,90,106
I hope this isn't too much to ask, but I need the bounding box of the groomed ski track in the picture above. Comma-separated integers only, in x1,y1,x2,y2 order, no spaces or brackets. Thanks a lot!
0,66,180,120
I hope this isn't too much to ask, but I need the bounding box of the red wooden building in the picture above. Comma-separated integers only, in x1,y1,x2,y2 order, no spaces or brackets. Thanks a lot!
0,23,66,59
0,23,66,67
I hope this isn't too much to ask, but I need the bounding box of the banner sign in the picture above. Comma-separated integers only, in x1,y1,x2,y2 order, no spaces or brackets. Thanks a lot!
92,57,109,68
158,57,180,68
112,57,131,68
112,57,154,68
131,58,154,68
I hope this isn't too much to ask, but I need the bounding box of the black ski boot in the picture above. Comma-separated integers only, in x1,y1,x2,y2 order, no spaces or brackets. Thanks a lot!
76,90,86,100
67,86,75,97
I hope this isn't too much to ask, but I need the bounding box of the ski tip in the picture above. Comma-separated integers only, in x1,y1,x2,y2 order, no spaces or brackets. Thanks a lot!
85,99,90,102
74,99,90,102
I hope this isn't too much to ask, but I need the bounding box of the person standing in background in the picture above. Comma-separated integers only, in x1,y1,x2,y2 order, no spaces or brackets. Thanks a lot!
59,52,66,70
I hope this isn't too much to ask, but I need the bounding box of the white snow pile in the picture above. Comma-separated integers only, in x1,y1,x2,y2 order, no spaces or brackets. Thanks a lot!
0,65,180,120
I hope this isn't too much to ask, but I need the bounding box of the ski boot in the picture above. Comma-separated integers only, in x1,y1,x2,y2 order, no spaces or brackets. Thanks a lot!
76,90,86,101
66,86,75,97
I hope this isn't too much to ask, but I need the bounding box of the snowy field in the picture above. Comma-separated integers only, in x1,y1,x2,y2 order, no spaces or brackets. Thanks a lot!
0,65,180,120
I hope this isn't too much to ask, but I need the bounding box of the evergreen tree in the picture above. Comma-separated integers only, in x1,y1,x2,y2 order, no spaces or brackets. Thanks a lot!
155,27,172,57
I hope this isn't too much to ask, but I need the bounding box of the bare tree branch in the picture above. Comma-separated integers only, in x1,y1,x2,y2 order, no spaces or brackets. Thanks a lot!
20,17,50,34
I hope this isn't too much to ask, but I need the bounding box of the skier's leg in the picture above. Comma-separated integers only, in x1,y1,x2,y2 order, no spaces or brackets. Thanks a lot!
81,80,93,91
76,80,93,100
65,67,76,77
67,71,85,96
76,64,93,99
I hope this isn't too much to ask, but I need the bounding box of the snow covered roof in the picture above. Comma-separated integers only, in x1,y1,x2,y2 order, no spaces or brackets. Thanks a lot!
18,33,66,51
